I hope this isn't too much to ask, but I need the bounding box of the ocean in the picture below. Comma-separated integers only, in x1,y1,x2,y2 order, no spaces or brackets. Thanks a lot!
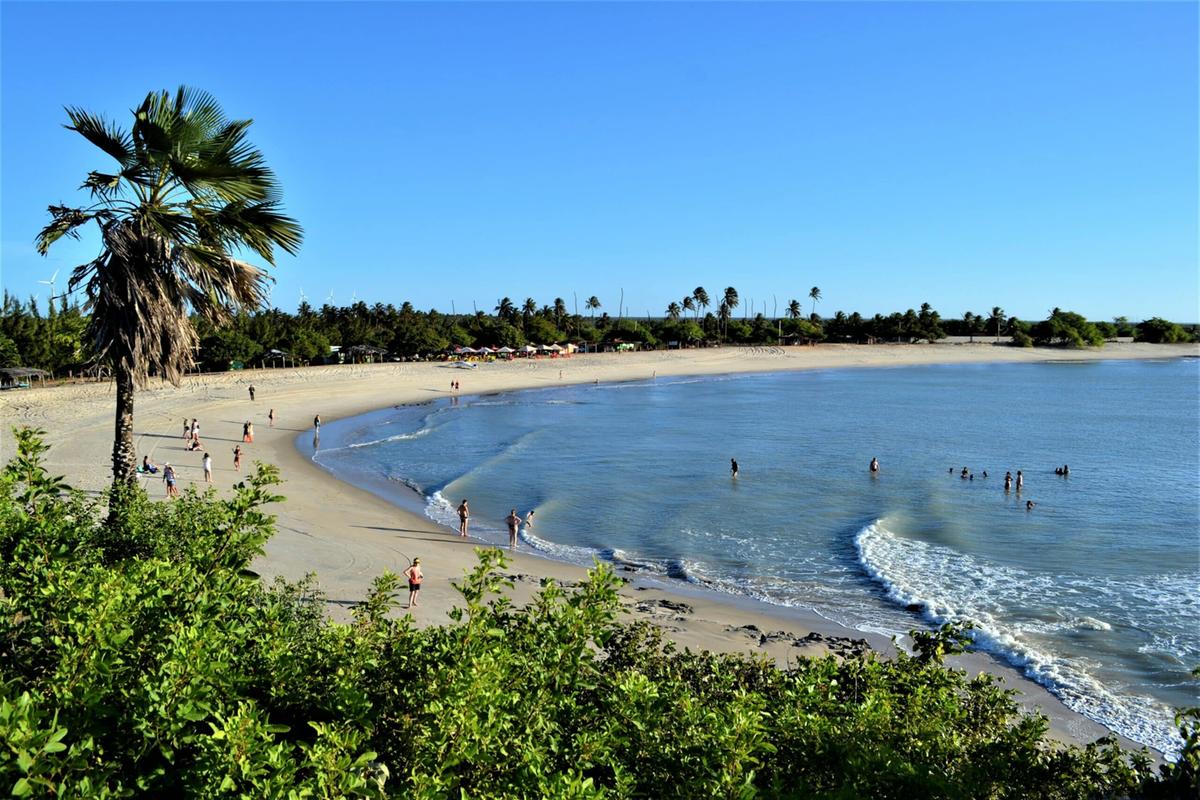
304,357,1199,758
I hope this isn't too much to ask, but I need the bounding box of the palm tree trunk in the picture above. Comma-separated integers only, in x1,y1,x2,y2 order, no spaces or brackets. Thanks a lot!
112,367,137,486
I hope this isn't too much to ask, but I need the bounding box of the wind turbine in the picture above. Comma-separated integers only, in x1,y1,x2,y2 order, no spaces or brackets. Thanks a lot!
350,290,358,304
38,269,59,301
325,290,335,306
298,286,309,306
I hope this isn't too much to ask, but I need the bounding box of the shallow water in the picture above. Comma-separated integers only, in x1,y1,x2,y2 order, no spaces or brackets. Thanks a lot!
307,358,1199,757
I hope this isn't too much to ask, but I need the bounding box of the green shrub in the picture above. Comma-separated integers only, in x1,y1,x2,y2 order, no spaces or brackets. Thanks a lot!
2,429,1195,797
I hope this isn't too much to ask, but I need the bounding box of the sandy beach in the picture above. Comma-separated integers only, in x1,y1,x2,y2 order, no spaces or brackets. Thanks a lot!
3,341,1194,753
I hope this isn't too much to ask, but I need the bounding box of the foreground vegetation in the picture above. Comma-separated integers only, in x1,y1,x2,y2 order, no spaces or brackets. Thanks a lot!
2,432,1197,798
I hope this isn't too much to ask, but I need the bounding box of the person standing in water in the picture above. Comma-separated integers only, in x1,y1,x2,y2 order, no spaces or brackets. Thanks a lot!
313,414,321,432
506,508,522,548
457,499,470,537
523,509,536,533
404,558,423,608
1016,470,1024,491
1004,471,1013,492
869,457,879,473
730,458,739,478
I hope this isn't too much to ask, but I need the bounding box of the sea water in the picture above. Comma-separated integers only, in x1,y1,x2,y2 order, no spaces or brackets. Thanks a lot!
305,358,1199,757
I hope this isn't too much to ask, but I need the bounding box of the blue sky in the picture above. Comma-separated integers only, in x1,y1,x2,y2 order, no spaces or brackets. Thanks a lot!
2,1,1197,321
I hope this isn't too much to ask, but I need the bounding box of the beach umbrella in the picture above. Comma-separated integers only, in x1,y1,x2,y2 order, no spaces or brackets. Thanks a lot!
497,346,515,353
478,347,494,355
545,343,563,351
521,345,538,353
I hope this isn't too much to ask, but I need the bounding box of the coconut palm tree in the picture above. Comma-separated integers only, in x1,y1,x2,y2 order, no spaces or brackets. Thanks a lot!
809,286,822,318
692,287,709,318
682,296,695,317
962,311,977,342
723,286,739,315
553,297,567,331
36,87,301,491
666,301,681,320
585,295,601,321
522,297,537,329
717,301,731,341
787,299,802,319
989,306,1006,342
495,297,515,322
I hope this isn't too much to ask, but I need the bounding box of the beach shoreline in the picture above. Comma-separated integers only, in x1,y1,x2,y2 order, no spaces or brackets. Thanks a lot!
4,342,1194,756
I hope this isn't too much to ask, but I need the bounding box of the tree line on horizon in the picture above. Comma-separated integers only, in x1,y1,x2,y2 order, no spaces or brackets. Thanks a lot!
2,290,1195,378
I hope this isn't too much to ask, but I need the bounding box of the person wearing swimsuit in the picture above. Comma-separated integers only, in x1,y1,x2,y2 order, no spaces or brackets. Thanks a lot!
405,558,423,608
506,508,521,548
458,500,470,537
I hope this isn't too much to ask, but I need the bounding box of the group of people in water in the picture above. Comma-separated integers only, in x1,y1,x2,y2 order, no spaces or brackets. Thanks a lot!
454,499,536,549
948,463,1044,510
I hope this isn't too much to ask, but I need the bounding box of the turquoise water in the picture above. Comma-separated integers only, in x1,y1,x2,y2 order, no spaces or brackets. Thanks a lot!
306,359,1199,757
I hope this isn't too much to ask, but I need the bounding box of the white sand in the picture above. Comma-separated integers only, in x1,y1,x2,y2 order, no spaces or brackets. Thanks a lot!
4,341,1194,752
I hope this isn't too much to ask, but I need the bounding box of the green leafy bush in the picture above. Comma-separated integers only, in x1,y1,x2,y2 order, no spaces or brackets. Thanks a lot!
2,430,1195,797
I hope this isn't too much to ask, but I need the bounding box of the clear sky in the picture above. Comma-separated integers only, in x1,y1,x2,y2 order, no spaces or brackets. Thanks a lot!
2,1,1197,322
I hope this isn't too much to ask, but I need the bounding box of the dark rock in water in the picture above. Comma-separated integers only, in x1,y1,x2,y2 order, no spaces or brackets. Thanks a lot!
906,603,924,613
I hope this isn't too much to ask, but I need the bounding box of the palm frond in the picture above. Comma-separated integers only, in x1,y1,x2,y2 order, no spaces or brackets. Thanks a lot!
81,172,123,199
35,205,101,255
209,201,303,263
64,108,133,165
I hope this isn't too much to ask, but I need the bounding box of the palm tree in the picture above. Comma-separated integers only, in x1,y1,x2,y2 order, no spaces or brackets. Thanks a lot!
692,287,709,318
666,301,681,320
553,297,567,331
962,311,977,343
809,286,822,318
717,301,731,341
585,295,601,321
36,87,301,491
681,296,695,317
989,306,1006,342
787,299,802,319
723,286,739,315
495,297,515,322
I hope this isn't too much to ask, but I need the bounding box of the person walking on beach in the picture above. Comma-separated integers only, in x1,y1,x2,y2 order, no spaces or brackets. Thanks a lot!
245,421,255,443
248,384,256,402
1016,470,1024,492
202,452,213,484
506,508,521,548
233,445,242,471
404,558,423,608
268,408,275,428
457,499,470,537
162,463,179,497
730,458,739,479
869,457,879,473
